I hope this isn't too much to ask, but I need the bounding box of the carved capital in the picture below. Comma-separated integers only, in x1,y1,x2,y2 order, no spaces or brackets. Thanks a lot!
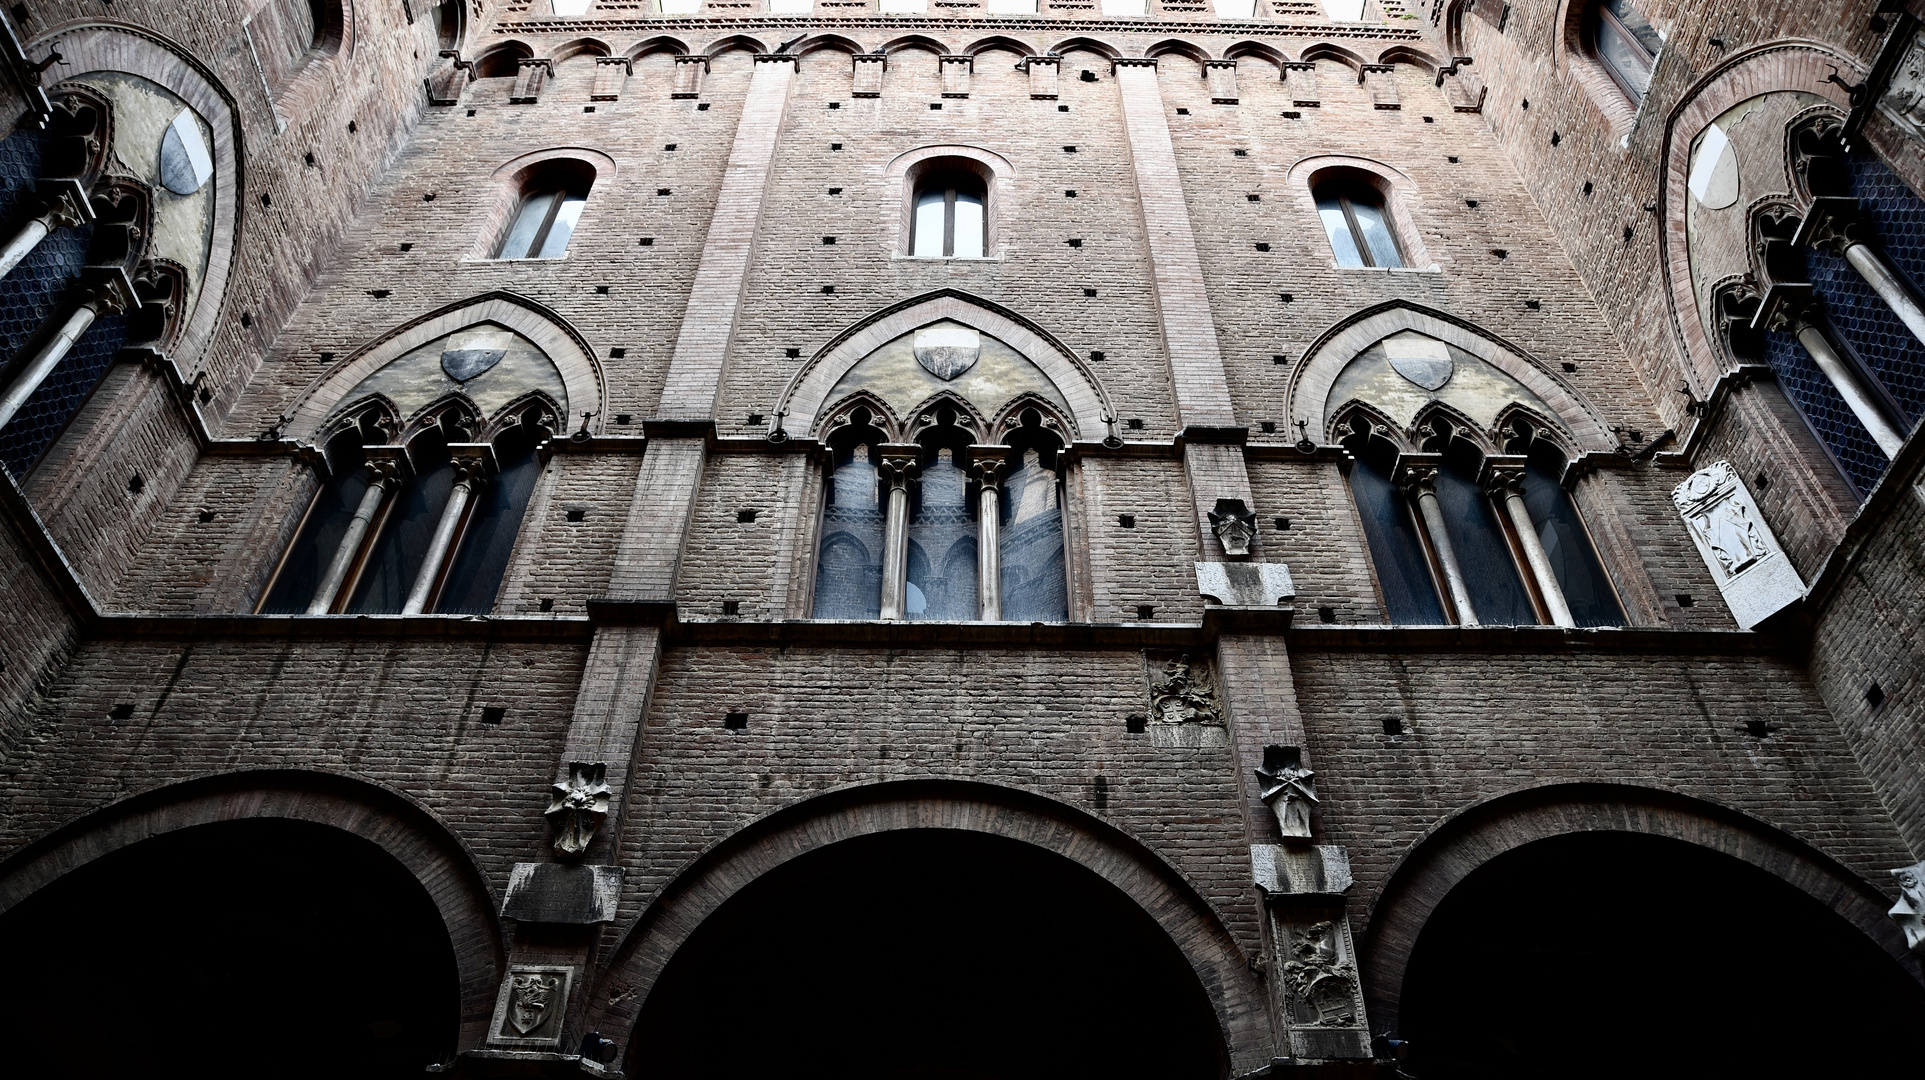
35,177,92,228
1395,462,1439,497
1793,195,1869,257
363,455,404,489
876,444,921,492
545,761,611,859
79,264,138,314
1479,457,1529,500
967,447,1008,488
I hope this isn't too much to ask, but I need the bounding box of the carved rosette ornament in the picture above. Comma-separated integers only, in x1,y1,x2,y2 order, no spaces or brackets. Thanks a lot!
1207,497,1257,556
1255,745,1318,841
545,761,611,858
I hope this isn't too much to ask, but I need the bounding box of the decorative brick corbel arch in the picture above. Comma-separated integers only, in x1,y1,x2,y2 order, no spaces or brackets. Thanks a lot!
1658,41,1863,396
591,778,1267,1073
1286,300,1616,450
34,24,241,370
0,768,505,1048
285,291,606,438
1358,782,1921,1036
776,289,1112,441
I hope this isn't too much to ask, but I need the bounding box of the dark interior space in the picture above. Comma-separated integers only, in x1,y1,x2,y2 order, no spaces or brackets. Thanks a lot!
630,828,1226,1080
1399,831,1925,1079
0,819,459,1079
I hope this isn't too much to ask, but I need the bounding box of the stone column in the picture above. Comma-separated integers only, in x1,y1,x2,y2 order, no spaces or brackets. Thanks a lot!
1801,195,1925,351
305,456,400,615
400,449,490,615
969,450,1006,620
0,267,134,431
1484,463,1575,627
0,179,91,281
876,445,920,621
1796,317,1905,457
1398,462,1479,626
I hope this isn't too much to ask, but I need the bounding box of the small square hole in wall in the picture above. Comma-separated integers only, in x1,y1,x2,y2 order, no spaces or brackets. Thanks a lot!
1583,180,1594,194
108,704,134,720
639,237,654,246
1676,593,1695,608
1448,155,1460,163
722,599,740,616
1383,715,1403,736
657,188,671,196
1065,189,1077,198
1234,148,1247,157
567,508,587,522
1246,193,1260,202
822,236,837,245
930,102,943,110
421,192,434,201
1254,242,1270,251
1275,517,1290,531
1136,604,1156,620
1089,350,1105,361
830,142,843,150
664,143,677,151
1524,299,1541,310
1465,199,1480,208
1423,115,1435,123
737,509,758,523
747,413,765,426
828,187,842,195
399,242,413,251
1067,238,1083,247
1561,361,1577,373
1273,354,1288,365
1126,418,1143,430
319,352,334,363
615,413,632,425
303,152,315,167
241,312,253,328
197,509,215,523
1058,104,1069,112
1744,719,1769,738
1282,110,1301,119
1755,472,1770,492
1260,421,1276,433
1174,107,1189,115
1063,145,1077,153
1118,514,1136,528
610,347,627,358
539,598,554,612
348,120,358,132
697,103,710,110
822,285,836,294
1083,288,1097,297
467,108,477,116
1317,605,1337,622
785,347,802,358
481,706,506,725
368,289,391,298
127,474,144,494
1490,249,1508,259
724,711,749,731
584,105,595,113
1279,293,1294,303
1082,70,1099,82
829,101,841,109
198,387,212,404
1126,714,1147,734
261,192,273,208
595,285,611,294
1867,683,1886,708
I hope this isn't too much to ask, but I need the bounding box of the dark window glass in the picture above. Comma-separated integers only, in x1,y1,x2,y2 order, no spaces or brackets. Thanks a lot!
496,189,588,259
907,447,977,620
1313,182,1403,268
813,443,884,619
1346,438,1445,624
1434,445,1537,625
260,437,370,614
910,169,987,259
1000,447,1068,622
350,439,455,614
438,432,543,614
1593,0,1659,101
1521,447,1624,627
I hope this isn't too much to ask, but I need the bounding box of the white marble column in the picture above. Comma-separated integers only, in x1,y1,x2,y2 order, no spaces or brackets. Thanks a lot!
876,446,919,621
305,457,400,615
0,180,92,282
1486,466,1576,628
0,269,134,431
1400,464,1479,626
969,450,1007,621
401,451,489,615
1795,319,1905,457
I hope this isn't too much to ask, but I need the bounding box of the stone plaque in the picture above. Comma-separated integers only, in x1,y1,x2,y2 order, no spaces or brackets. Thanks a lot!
501,862,624,924
1672,460,1805,629
487,965,575,1048
1194,561,1294,607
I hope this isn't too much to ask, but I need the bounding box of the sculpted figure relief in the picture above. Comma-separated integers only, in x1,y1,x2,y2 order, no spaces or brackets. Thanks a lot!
1672,461,1771,578
1147,654,1222,727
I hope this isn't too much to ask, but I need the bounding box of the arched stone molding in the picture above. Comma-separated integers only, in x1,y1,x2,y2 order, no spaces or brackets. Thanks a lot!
1048,36,1121,60
1359,782,1922,1035
961,34,1036,59
699,32,767,57
795,33,864,57
777,290,1112,442
1659,42,1863,395
624,34,688,60
487,144,618,184
1552,0,1642,135
1286,301,1617,450
270,0,357,121
884,142,1014,181
1223,40,1285,71
472,39,533,77
880,33,951,56
1377,44,1441,75
0,768,505,1047
286,291,605,439
594,778,1267,1070
884,144,1015,256
475,146,616,258
1285,154,1437,271
547,36,611,62
1145,37,1211,67
1300,41,1366,77
33,23,241,371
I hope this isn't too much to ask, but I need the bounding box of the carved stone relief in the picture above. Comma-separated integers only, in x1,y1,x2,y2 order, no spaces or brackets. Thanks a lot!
1878,28,1925,145
1267,905,1373,1060
1143,653,1227,748
1255,745,1318,841
488,965,575,1048
545,761,611,858
1672,461,1805,629
1890,861,1925,955
1207,498,1258,556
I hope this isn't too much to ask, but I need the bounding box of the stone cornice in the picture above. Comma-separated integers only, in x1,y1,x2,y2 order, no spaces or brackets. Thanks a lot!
490,14,1426,40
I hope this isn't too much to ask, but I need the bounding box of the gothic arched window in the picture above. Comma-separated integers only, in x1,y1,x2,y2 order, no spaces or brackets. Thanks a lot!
812,409,889,620
494,160,594,260
1339,414,1446,624
1314,175,1404,268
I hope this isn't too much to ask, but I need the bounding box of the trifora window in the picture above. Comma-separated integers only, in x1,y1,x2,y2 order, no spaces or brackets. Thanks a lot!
1314,176,1404,269
909,164,988,259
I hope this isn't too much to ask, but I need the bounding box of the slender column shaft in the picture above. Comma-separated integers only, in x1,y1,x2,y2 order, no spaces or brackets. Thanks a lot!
1500,488,1575,628
977,484,1002,620
0,215,51,281
306,465,395,615
0,300,100,431
1796,322,1905,457
402,461,485,615
878,485,911,621
1412,487,1479,626
1844,242,1925,351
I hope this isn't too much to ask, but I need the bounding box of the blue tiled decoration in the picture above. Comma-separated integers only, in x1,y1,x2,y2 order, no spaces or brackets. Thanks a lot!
1764,328,1888,499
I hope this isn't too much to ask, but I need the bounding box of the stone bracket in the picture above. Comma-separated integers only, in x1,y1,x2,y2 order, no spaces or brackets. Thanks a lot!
501,863,625,925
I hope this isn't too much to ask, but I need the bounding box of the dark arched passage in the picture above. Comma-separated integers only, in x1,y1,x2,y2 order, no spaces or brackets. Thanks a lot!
0,818,460,1078
630,828,1227,1080
1400,831,1925,1077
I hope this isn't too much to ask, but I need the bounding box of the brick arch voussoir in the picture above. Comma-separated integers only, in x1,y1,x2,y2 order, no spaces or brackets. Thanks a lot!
592,779,1268,1070
0,768,506,1048
1359,782,1919,1036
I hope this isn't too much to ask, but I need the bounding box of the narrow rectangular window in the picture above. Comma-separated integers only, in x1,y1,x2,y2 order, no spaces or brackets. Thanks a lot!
1316,195,1367,267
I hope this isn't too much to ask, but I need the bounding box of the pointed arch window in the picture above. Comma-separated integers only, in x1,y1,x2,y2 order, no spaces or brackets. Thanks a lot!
260,404,552,615
813,410,889,620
